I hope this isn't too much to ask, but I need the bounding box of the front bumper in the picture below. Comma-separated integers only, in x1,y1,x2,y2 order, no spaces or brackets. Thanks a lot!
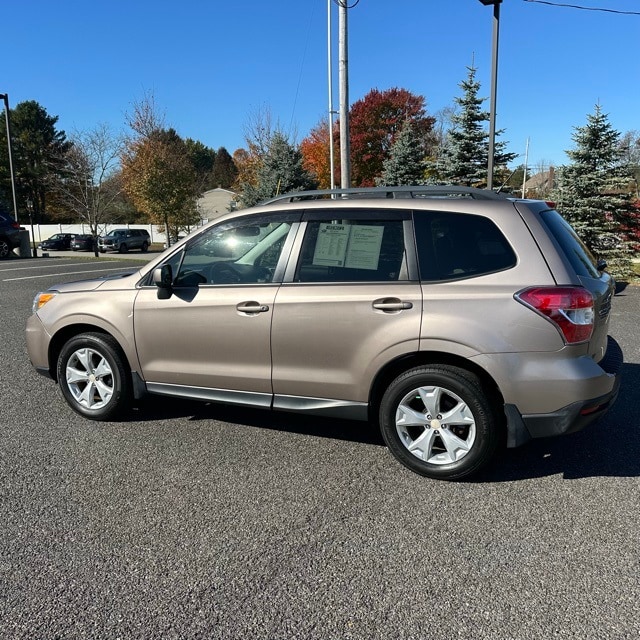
505,336,623,447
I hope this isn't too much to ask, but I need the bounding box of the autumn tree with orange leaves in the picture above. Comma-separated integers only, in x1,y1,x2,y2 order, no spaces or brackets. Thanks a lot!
300,87,435,188
300,120,338,189
350,88,435,186
121,95,199,246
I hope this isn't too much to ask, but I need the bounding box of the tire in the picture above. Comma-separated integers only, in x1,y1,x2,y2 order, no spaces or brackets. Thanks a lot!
0,238,11,259
379,365,501,480
57,332,131,420
118,243,128,253
141,241,149,253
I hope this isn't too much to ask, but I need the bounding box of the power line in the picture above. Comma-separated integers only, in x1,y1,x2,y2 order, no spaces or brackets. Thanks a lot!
523,0,640,15
332,0,360,9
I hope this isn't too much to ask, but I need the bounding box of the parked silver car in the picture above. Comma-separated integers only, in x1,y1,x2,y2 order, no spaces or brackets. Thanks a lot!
98,228,150,253
26,187,622,479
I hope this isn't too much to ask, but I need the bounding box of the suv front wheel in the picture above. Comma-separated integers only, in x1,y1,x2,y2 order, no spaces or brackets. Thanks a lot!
379,365,500,480
57,332,131,420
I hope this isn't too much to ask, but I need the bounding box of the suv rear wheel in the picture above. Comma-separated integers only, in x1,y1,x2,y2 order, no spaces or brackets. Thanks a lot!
379,365,500,480
57,332,131,420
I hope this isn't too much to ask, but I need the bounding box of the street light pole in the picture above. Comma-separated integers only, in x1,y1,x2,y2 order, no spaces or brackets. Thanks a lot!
26,198,38,258
478,0,502,191
0,93,20,223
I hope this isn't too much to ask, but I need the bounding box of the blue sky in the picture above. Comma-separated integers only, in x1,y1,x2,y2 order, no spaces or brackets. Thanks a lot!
2,0,639,169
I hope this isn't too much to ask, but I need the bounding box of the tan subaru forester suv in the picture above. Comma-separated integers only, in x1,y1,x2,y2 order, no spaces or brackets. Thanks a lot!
26,187,623,480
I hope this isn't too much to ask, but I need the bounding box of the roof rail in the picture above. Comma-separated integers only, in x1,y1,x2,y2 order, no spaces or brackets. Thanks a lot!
261,185,510,205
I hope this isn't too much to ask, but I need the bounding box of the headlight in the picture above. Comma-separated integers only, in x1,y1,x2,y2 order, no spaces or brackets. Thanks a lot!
32,291,57,314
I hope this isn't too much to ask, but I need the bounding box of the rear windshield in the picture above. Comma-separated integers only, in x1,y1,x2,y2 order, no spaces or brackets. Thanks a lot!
539,210,599,278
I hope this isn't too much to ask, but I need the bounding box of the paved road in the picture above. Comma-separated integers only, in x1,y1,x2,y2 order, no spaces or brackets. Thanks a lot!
1,255,639,640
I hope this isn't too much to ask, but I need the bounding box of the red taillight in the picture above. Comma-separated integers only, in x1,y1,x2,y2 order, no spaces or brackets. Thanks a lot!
515,286,594,344
11,221,20,229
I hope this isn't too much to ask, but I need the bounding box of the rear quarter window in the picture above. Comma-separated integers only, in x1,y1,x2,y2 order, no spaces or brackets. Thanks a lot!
414,211,516,282
539,210,599,279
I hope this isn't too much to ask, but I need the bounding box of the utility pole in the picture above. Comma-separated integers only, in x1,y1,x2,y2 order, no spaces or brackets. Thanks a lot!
338,1,351,189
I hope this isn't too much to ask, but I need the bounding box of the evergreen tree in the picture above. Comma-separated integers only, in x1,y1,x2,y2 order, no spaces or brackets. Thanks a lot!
0,100,70,222
184,138,216,192
211,147,238,189
376,120,427,186
239,131,316,208
436,66,516,187
558,105,634,279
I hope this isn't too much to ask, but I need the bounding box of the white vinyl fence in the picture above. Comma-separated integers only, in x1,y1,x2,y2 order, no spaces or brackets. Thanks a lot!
27,222,208,245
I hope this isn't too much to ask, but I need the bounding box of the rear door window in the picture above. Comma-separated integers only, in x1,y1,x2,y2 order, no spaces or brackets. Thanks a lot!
414,211,516,281
295,218,409,282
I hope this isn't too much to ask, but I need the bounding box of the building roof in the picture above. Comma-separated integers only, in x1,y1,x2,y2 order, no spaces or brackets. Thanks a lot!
197,188,237,221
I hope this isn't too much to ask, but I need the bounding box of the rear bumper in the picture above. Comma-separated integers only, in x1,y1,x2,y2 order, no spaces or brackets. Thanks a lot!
505,336,623,447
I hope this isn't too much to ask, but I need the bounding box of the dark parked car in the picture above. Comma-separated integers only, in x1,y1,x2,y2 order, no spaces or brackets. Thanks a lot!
39,233,74,251
0,210,22,259
71,234,95,251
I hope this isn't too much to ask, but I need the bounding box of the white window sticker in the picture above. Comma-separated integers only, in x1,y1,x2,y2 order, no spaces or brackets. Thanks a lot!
344,225,384,270
313,223,351,266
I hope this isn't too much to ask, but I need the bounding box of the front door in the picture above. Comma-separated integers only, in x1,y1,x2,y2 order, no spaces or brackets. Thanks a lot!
133,214,298,406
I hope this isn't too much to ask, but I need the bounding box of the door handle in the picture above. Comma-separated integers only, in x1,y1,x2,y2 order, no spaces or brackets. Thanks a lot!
372,297,413,312
236,301,270,314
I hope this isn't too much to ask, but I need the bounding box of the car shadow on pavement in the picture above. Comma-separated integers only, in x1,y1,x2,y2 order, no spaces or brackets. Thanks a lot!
130,396,386,447
129,363,639,481
477,362,640,482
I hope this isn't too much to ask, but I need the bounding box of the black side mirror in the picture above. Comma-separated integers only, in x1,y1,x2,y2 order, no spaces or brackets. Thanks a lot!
596,259,607,272
153,264,173,299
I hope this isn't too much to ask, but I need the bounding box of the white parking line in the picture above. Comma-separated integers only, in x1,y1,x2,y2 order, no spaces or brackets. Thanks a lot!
0,262,119,273
3,267,138,282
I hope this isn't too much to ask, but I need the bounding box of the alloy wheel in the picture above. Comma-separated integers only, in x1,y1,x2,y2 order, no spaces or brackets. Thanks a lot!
395,384,476,465
65,347,115,410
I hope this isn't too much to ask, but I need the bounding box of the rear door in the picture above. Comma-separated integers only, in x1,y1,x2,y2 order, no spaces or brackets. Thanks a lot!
271,209,422,408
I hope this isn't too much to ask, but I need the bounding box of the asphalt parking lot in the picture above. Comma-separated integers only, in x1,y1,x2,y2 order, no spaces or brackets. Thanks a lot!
1,254,639,640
